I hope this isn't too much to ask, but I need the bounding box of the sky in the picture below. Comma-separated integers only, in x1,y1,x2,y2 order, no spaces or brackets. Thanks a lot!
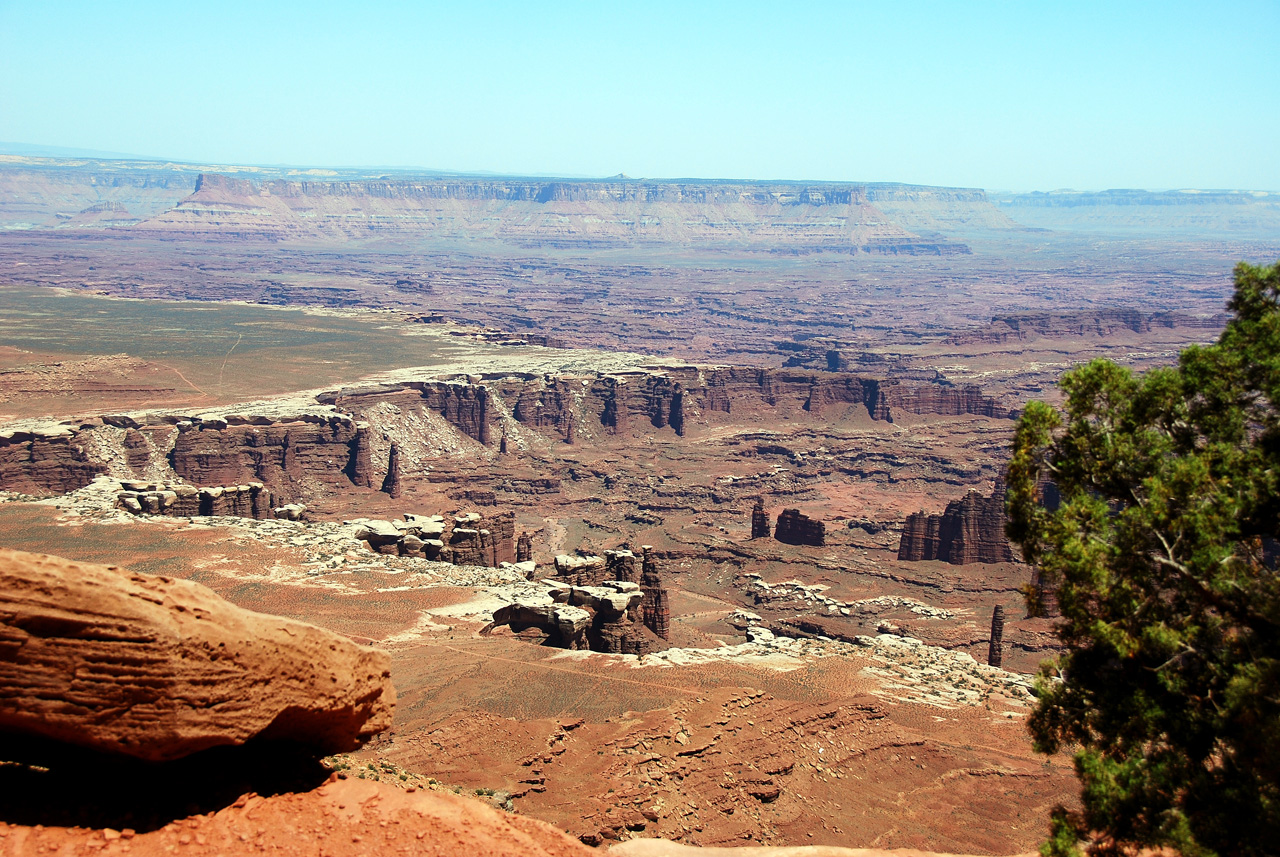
1,1,1277,191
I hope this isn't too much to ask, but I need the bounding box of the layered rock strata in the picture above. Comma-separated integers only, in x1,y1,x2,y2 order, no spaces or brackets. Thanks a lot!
774,508,826,547
897,484,1015,564
169,414,375,499
0,548,394,761
0,424,100,495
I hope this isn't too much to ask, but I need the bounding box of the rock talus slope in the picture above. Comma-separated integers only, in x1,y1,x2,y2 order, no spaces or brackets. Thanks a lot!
0,548,394,761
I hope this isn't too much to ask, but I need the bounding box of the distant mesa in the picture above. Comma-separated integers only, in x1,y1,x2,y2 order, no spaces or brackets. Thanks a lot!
130,172,985,253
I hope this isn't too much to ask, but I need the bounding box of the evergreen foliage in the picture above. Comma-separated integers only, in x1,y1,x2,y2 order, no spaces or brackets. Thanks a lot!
1006,262,1280,856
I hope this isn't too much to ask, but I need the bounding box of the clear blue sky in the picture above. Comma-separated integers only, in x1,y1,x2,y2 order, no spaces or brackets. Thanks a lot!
2,1,1277,190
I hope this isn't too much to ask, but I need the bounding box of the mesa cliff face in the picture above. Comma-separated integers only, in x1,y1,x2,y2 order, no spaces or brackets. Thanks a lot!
897,484,1015,564
133,174,981,253
949,308,1228,345
0,426,100,495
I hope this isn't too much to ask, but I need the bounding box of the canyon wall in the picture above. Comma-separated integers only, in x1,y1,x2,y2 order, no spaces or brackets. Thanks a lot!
0,426,100,495
949,309,1229,345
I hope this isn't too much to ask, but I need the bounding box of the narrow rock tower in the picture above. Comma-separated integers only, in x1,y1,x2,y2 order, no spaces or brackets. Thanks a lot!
640,546,671,641
381,442,403,499
750,497,770,539
516,531,533,564
988,605,1005,667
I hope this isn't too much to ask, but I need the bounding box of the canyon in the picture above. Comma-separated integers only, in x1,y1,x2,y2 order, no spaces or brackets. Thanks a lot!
0,153,1275,855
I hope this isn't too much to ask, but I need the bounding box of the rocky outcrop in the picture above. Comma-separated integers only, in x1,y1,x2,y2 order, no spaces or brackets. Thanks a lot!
490,579,666,655
750,497,771,539
640,546,671,641
552,554,609,587
0,549,394,761
7,771,595,857
897,484,1015,564
116,480,277,519
516,531,533,563
0,425,101,495
774,509,826,547
354,510,514,567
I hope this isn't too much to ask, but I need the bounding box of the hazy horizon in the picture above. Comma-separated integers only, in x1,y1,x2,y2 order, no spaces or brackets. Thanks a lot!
2,2,1277,192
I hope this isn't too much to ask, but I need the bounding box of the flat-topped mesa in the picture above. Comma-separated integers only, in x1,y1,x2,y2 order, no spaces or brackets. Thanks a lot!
169,413,375,500
140,174,978,254
897,483,1016,564
750,497,771,539
774,508,826,547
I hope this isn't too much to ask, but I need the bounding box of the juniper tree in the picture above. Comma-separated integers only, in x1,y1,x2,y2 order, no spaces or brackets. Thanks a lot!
1006,261,1280,856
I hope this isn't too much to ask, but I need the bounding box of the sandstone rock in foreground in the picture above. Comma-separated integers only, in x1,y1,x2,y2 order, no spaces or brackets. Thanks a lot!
0,549,394,761
0,777,592,857
608,839,1034,857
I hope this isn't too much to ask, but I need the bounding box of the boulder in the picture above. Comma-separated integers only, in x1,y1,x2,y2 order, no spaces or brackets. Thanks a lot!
0,549,394,761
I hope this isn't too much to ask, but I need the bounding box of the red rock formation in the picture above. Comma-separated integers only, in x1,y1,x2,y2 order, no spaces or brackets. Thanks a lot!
444,511,515,567
774,509,826,547
897,484,1015,564
988,605,1005,667
322,382,491,445
169,416,373,500
0,549,394,761
750,497,771,539
875,380,1011,419
0,427,100,495
381,442,403,498
641,546,671,641
516,531,533,563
